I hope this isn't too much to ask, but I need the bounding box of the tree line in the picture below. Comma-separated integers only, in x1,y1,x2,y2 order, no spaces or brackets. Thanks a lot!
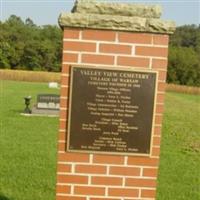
0,15,62,72
169,25,200,86
0,15,200,86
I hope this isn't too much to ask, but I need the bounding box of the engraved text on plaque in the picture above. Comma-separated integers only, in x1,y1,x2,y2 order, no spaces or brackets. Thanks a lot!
67,66,157,155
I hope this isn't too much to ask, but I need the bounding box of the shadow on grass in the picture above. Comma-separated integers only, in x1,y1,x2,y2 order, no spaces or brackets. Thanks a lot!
0,194,13,200
10,109,27,116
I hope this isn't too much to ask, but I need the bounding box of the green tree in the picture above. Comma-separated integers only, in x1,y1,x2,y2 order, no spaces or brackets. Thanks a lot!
168,46,200,86
0,15,200,86
21,41,41,70
0,15,62,71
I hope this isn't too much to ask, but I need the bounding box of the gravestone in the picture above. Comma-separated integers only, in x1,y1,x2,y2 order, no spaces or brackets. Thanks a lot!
56,0,175,199
37,94,60,109
32,94,60,116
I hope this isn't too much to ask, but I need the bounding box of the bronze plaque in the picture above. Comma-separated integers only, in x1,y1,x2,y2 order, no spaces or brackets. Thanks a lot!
67,66,157,155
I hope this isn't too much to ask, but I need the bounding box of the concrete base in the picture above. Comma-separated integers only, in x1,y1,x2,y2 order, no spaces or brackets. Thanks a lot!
21,106,59,117
20,113,58,117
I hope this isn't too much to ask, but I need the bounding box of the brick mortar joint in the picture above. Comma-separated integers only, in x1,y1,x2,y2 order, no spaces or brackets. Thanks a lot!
63,38,169,48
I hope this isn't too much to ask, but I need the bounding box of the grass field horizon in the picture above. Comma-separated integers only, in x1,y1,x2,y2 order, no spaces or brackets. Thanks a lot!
0,80,199,200
1,69,200,95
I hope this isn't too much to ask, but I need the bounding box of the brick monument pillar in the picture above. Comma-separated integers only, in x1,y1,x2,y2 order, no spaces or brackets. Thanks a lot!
56,1,175,199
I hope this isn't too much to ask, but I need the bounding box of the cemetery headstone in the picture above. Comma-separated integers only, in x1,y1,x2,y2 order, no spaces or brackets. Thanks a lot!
32,94,60,116
48,82,59,89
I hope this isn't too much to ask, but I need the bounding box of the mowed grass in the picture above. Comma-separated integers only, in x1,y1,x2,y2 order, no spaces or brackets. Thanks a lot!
0,80,200,200
157,92,200,200
0,80,59,200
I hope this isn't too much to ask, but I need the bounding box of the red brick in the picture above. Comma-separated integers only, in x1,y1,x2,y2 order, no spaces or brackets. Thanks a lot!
59,120,67,130
124,199,140,200
118,32,152,44
155,115,163,124
61,76,69,86
64,28,80,39
57,175,88,184
108,188,139,197
154,126,162,136
152,147,160,157
57,164,71,172
93,154,124,164
92,176,122,186
128,157,159,166
56,196,86,200
135,46,168,57
64,41,96,52
63,53,78,63
117,56,150,67
158,82,166,91
59,110,67,120
60,98,68,109
99,44,132,54
156,104,164,114
158,71,167,81
74,186,105,196
153,136,161,146
82,30,116,41
58,153,89,162
61,64,70,74
56,185,71,193
82,54,114,65
109,166,140,176
143,168,158,177
141,189,156,198
60,86,69,97
75,165,107,174
153,34,169,45
58,131,66,140
90,198,120,200
58,142,65,151
156,93,165,104
126,178,157,187
152,58,168,69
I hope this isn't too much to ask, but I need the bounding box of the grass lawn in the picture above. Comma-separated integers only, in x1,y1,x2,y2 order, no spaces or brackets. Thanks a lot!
0,80,59,200
157,91,200,200
0,80,200,200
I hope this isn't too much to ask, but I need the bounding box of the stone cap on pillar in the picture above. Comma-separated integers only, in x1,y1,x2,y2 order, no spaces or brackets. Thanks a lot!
58,0,176,34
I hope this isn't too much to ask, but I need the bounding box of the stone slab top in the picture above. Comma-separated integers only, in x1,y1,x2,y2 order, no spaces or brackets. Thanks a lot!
72,0,162,18
58,0,176,34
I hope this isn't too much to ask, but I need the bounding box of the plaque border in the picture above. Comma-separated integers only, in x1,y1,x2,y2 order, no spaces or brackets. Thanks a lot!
66,65,158,157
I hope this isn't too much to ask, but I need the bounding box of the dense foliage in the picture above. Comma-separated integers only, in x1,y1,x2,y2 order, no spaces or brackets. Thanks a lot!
0,15,200,86
169,25,200,86
0,15,62,72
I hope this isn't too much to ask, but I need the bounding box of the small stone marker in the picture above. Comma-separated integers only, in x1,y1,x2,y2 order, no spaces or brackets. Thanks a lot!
31,94,60,116
37,94,60,110
48,82,59,89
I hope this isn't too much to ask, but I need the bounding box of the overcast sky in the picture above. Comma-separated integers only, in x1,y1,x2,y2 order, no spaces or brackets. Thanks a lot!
0,0,200,26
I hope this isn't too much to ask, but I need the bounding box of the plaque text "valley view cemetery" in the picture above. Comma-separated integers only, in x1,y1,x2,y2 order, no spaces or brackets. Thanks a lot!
67,66,158,156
